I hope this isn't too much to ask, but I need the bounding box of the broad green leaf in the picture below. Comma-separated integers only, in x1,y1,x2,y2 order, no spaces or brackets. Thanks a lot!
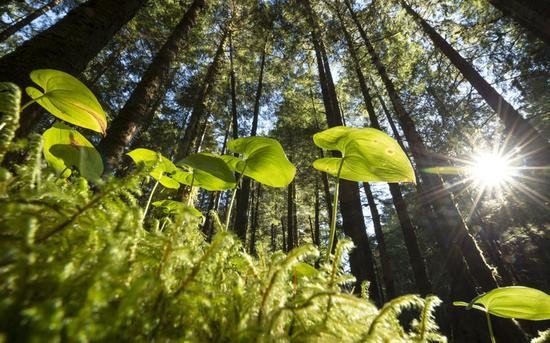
152,200,203,218
42,122,103,182
294,262,317,277
127,148,180,189
312,126,415,183
174,153,236,191
460,287,550,321
224,136,296,187
26,69,107,134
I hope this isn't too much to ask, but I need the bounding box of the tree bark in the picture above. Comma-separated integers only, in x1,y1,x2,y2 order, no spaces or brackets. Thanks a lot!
229,30,239,141
281,217,287,253
314,178,321,246
401,0,550,167
97,0,205,170
304,0,381,305
362,183,395,300
249,184,261,256
487,0,550,45
0,0,148,136
176,30,228,160
286,181,295,251
270,223,276,251
0,0,64,43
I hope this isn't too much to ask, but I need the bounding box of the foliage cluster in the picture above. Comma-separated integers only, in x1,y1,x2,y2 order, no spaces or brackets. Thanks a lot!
0,135,444,342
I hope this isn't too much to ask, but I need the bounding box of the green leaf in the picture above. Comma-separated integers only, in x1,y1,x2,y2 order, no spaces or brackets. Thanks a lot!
26,69,107,134
174,153,236,191
312,126,415,183
223,136,296,187
459,287,550,321
126,148,180,189
294,262,317,277
42,122,103,182
152,200,203,218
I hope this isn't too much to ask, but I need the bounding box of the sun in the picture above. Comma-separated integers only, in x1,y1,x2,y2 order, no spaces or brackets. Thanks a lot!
468,152,515,188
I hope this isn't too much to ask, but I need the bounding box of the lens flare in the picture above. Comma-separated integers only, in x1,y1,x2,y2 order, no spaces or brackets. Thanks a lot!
468,152,515,188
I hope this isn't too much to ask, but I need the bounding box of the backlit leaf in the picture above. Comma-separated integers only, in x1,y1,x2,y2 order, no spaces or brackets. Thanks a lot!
127,148,179,189
152,200,204,218
26,69,107,134
312,126,415,183
175,153,236,191
42,122,103,182
460,287,550,321
223,136,295,187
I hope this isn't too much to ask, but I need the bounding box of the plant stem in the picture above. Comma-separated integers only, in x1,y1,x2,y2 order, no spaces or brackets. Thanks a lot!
143,179,160,222
20,98,41,112
224,163,246,231
187,174,195,206
485,312,496,343
325,158,345,260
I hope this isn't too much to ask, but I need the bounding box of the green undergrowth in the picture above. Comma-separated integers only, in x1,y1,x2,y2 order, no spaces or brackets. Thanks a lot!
0,138,446,342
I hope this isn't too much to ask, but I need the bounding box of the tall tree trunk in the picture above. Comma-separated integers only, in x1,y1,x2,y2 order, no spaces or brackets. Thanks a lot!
249,184,261,256
345,0,496,291
286,182,295,251
304,0,381,304
233,33,269,242
193,116,209,153
487,0,550,45
363,183,395,300
293,181,299,246
281,217,287,253
338,10,431,296
345,1,526,340
176,30,228,160
229,30,239,141
0,0,64,43
401,0,550,167
0,0,148,136
97,0,205,170
86,38,129,88
270,223,276,251
314,178,321,246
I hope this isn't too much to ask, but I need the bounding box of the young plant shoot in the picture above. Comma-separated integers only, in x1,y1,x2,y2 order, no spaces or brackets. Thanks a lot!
312,126,415,259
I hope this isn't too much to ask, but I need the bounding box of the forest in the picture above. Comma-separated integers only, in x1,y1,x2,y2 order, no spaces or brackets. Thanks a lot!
0,0,549,342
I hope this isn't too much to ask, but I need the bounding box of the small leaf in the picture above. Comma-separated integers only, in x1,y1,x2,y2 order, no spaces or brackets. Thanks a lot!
312,126,415,183
42,122,103,182
152,200,204,218
294,262,317,277
224,136,296,187
26,69,107,134
127,148,180,189
175,153,236,191
466,287,550,321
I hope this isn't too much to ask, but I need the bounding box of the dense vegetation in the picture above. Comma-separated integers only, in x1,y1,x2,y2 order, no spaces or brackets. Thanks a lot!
0,0,549,342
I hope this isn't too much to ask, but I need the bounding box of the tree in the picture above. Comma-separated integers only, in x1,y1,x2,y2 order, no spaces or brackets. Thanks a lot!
0,0,149,135
176,29,228,160
0,0,65,43
97,0,206,170
487,0,550,45
303,0,382,305
401,0,550,167
344,0,527,340
336,4,431,296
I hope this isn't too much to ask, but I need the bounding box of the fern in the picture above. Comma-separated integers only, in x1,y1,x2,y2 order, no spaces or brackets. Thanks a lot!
0,138,445,342
0,82,20,164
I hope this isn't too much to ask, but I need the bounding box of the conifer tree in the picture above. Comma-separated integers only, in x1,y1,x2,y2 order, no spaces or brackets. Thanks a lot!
98,0,206,170
0,0,148,135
